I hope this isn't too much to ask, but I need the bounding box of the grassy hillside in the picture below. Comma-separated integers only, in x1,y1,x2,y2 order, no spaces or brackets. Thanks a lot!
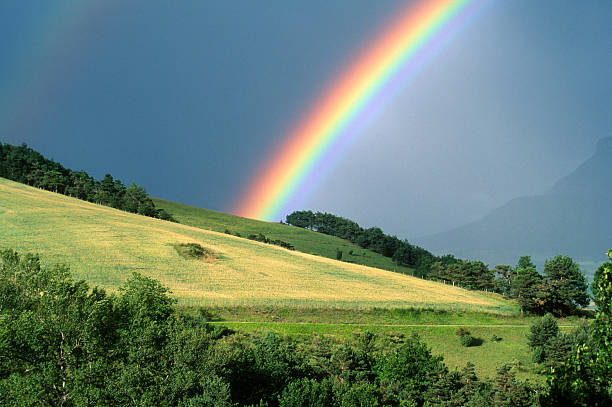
153,198,415,274
0,177,515,312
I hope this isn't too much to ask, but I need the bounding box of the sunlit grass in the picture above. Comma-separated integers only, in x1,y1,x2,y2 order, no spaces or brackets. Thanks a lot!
153,197,416,274
1,177,517,313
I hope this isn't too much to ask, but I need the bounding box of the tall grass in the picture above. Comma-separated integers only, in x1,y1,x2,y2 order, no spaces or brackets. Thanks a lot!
1,177,517,313
153,198,415,274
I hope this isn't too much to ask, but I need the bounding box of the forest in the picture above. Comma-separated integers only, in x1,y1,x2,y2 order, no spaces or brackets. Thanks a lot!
0,142,175,221
0,248,611,406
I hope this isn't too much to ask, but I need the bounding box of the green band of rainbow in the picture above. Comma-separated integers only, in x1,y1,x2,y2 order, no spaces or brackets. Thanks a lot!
235,0,480,220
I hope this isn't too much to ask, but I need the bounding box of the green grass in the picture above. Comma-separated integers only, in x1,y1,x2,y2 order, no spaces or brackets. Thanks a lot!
3,177,571,381
190,305,533,325
153,198,415,274
195,306,579,380
0,177,516,313
213,321,540,381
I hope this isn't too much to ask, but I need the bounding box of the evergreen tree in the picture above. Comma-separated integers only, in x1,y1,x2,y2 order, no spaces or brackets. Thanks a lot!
491,364,536,407
510,260,542,316
526,314,559,363
0,142,174,221
541,255,589,316
542,251,612,406
494,265,513,297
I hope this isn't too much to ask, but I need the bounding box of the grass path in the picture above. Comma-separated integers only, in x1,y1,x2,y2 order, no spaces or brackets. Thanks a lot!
217,321,576,328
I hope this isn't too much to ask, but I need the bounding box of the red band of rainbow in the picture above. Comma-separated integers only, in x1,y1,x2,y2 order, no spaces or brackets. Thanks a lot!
235,0,484,221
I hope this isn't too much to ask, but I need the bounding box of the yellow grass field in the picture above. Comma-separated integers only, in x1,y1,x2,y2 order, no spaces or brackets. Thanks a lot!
0,178,516,313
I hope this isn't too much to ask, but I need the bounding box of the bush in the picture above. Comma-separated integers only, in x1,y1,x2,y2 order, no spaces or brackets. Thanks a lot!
460,334,475,347
174,243,217,261
456,327,471,337
336,249,343,261
490,334,502,342
278,378,334,407
527,313,559,363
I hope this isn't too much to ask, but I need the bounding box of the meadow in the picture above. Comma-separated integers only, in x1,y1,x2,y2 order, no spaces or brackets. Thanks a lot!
153,198,415,274
195,305,578,380
3,177,565,380
0,177,514,313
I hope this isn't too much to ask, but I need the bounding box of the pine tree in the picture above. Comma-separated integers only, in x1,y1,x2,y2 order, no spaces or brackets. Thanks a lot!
542,255,589,316
510,263,542,316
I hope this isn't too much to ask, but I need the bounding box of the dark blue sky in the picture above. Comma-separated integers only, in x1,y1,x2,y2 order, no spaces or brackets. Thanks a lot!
1,1,611,237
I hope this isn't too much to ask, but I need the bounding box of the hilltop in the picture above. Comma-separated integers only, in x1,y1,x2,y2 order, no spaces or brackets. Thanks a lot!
0,177,514,313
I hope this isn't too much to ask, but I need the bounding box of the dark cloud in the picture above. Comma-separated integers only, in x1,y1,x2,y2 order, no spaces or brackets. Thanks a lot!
1,0,610,238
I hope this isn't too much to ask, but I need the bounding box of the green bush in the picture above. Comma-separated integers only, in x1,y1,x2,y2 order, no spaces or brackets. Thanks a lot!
278,378,334,407
527,313,559,363
174,242,217,261
460,334,475,347
455,327,471,337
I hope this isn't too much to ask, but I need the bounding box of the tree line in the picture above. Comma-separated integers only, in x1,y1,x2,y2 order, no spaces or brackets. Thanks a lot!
287,211,590,317
0,142,175,221
285,210,445,276
1,248,610,406
492,255,589,317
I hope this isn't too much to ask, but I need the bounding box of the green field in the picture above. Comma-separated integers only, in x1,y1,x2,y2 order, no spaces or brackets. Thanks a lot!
153,198,415,274
216,321,539,381
2,177,559,379
0,177,514,313
192,305,577,380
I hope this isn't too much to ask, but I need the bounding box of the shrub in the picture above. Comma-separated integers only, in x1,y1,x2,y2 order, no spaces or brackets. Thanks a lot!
460,334,475,347
174,243,218,261
278,378,334,407
527,313,559,363
456,327,471,337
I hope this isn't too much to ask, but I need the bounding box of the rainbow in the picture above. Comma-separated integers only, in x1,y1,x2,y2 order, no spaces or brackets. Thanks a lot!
0,2,111,135
234,0,488,221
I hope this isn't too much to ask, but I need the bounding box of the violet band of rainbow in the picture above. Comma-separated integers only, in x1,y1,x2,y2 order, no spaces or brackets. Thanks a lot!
235,0,485,221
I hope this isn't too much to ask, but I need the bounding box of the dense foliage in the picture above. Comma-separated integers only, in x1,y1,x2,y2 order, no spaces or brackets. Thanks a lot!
540,250,612,406
429,260,495,291
0,142,175,221
286,210,453,277
497,255,589,317
1,249,545,406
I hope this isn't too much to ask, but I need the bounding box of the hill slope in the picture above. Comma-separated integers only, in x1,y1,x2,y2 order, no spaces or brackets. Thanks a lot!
416,138,612,268
153,198,414,274
0,177,514,312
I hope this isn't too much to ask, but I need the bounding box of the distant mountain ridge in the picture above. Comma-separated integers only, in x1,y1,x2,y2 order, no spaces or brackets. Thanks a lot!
415,138,612,269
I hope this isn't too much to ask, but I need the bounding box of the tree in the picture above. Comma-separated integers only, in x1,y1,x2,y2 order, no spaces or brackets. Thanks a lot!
374,335,444,406
542,250,612,406
0,249,118,406
526,314,559,363
492,364,536,407
510,259,542,316
278,378,334,407
494,264,513,297
541,255,589,316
